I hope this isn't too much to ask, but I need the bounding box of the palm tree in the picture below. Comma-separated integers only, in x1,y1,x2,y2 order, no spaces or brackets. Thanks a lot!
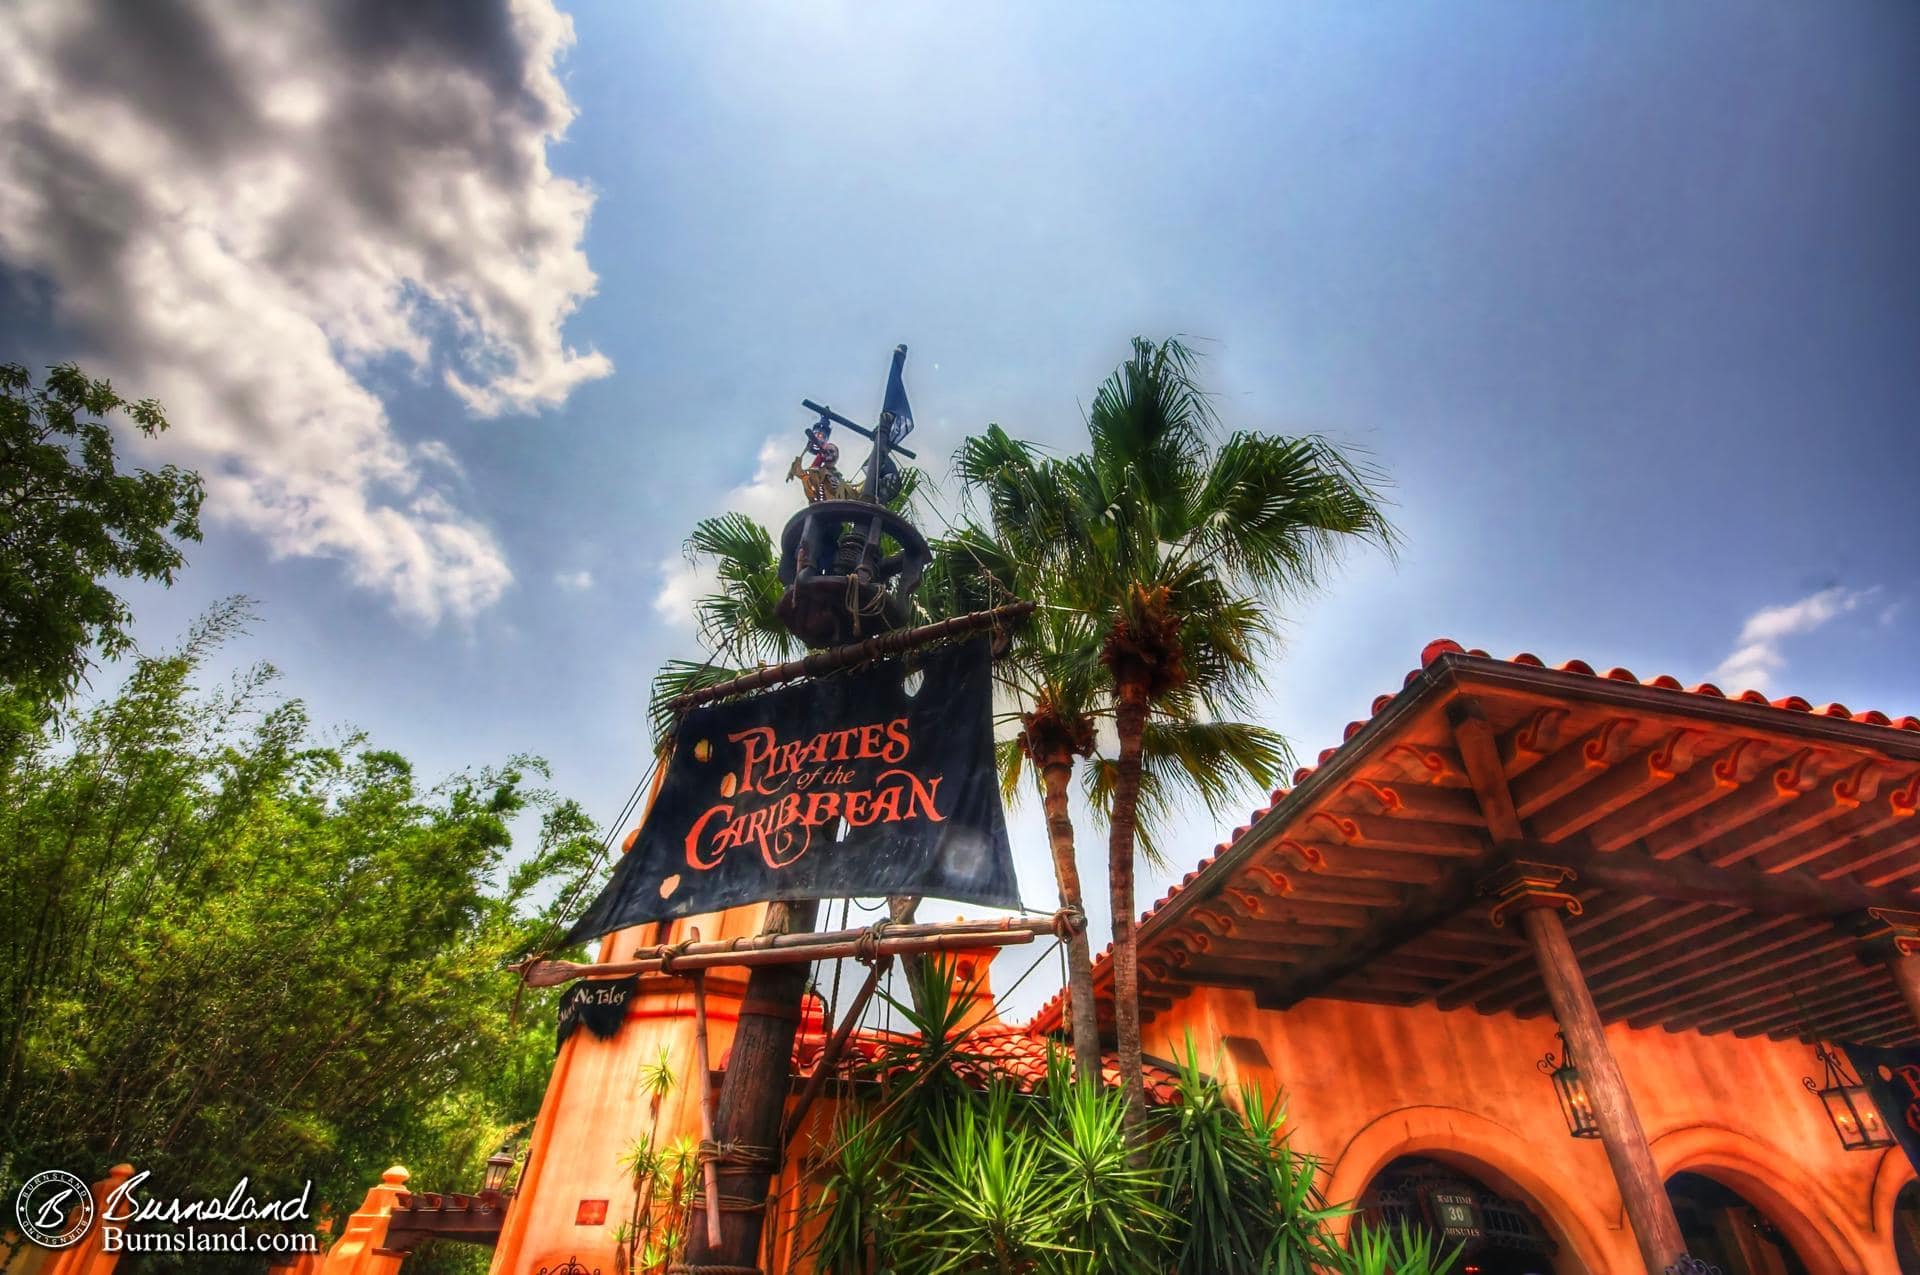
648,512,799,736
1054,338,1396,1130
951,428,1290,1089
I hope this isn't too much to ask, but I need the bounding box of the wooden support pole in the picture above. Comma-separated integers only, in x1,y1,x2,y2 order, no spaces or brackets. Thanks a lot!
688,939,724,1252
666,601,1034,715
511,912,1069,987
1485,862,1687,1275
782,896,919,1146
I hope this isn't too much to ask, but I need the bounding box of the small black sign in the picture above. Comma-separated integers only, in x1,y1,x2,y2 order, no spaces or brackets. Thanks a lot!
1427,1190,1483,1240
564,636,1020,941
556,976,637,1048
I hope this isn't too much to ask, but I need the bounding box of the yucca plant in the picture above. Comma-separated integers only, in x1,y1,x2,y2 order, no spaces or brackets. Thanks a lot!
1034,1052,1171,1275
1347,1218,1463,1275
1155,1038,1350,1275
811,1105,899,1275
897,1083,1077,1275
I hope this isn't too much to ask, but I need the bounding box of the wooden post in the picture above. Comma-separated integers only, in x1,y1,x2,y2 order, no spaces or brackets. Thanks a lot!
681,899,820,1272
1485,863,1687,1275
687,932,724,1253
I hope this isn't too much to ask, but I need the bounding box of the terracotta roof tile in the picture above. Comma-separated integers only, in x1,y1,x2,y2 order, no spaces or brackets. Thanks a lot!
1028,640,1920,1032
789,1024,1179,1105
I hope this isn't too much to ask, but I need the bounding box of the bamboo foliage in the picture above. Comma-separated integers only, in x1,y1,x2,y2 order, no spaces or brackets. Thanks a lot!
0,602,599,1274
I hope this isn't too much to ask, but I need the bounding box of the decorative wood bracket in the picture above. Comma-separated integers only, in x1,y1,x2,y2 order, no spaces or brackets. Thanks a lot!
1481,860,1583,928
1859,907,1920,958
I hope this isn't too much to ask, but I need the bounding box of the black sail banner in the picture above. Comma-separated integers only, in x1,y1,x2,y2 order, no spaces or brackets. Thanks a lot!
564,636,1020,941
556,976,638,1048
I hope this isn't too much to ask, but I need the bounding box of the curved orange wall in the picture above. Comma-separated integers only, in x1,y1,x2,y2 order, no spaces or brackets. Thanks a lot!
1149,988,1910,1275
489,919,1916,1275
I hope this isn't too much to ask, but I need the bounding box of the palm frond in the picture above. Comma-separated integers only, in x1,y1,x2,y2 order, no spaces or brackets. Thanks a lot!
646,658,747,742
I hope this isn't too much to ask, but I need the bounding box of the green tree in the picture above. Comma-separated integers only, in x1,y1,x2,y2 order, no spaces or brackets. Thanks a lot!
0,363,204,703
1048,339,1395,1129
951,425,1288,1091
0,601,597,1272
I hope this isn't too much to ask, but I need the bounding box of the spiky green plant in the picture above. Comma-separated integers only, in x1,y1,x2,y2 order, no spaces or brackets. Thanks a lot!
1155,1038,1351,1275
1347,1218,1463,1275
897,1082,1077,1275
1036,1051,1171,1275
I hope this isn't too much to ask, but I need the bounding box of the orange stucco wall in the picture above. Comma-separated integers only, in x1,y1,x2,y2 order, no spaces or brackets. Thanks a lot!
488,905,770,1275
1147,987,1914,1275
487,916,1916,1275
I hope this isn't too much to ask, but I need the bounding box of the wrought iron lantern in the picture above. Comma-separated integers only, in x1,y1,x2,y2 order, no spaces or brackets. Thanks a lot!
1802,1041,1893,1151
483,1146,517,1194
1538,1032,1599,1139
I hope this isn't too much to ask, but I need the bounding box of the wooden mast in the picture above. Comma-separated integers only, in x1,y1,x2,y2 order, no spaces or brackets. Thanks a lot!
682,898,819,1271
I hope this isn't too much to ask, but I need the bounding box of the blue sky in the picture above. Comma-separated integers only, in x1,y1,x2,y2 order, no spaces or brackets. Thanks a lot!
5,1,1916,1020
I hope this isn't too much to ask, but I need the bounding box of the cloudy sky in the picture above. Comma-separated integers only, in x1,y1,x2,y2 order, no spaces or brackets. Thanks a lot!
4,1,1916,1020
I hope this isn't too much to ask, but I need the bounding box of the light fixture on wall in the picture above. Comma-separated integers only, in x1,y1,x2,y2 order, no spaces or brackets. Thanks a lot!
1802,1041,1892,1152
483,1144,518,1194
1538,1031,1599,1139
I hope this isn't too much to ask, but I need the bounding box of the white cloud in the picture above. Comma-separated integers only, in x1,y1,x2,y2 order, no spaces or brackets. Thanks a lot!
0,0,611,623
1710,585,1878,692
554,569,594,592
652,434,801,631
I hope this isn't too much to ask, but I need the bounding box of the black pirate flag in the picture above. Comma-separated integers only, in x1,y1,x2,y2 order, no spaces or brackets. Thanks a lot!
565,636,1019,941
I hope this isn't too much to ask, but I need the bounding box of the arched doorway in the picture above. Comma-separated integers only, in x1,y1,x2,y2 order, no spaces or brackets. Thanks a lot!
1666,1171,1810,1275
1357,1156,1561,1275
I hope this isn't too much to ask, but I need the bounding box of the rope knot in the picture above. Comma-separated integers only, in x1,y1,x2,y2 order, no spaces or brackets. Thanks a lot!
852,920,893,965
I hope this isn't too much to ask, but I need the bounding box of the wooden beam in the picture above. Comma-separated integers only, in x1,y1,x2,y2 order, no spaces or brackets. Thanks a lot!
1436,895,1659,1010
1183,913,1347,948
1757,987,1906,1042
1660,949,1874,1035
1334,779,1488,827
1614,929,1857,1026
1702,762,1875,867
1502,907,1764,1018
1541,841,1920,920
1582,739,1757,853
1309,845,1452,884
1219,893,1375,930
1510,717,1636,817
1307,810,1490,858
1498,705,1570,778
1712,976,1898,1038
1450,699,1524,843
1753,775,1914,873
1813,823,1920,881
1527,736,1691,844
1283,875,1408,908
1642,747,1816,860
1255,856,1496,1010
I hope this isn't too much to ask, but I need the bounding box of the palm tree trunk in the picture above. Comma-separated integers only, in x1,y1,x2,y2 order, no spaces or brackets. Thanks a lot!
1107,679,1151,1136
1039,756,1103,1084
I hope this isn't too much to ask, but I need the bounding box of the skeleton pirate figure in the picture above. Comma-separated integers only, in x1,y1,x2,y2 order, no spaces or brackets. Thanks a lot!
785,414,850,502
775,345,932,647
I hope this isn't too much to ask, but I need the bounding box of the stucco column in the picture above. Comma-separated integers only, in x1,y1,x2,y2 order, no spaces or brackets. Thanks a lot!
1485,863,1688,1275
